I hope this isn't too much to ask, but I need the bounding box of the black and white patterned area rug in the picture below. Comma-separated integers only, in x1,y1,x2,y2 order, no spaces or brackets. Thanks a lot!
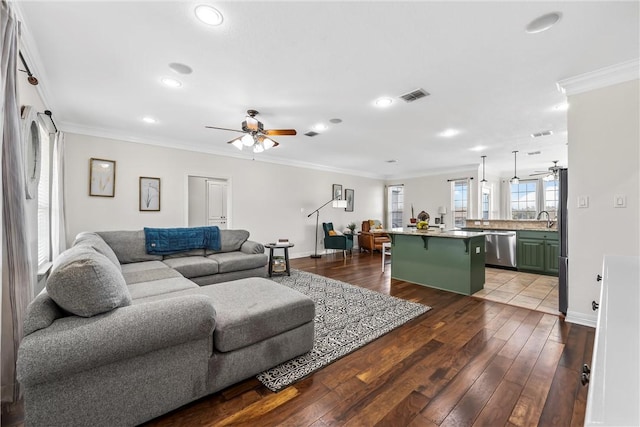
256,269,431,392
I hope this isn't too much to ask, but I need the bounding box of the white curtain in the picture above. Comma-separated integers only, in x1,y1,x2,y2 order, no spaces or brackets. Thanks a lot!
51,131,66,257
1,0,34,406
500,178,512,219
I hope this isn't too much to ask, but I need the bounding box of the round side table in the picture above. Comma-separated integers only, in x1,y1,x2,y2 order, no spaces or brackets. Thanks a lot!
265,243,295,277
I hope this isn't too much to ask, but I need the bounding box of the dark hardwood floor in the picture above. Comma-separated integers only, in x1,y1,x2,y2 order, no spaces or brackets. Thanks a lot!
146,252,594,426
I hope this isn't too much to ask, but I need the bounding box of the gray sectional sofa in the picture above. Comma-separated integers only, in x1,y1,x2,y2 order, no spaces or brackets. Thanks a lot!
16,229,315,427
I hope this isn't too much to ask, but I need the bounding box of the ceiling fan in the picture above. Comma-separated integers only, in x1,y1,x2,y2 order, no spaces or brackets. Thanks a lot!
205,109,296,153
530,160,562,181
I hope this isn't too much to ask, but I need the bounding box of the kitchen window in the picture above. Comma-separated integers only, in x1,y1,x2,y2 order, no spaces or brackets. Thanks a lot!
544,179,559,219
510,178,559,220
511,180,537,219
387,184,404,228
452,180,468,227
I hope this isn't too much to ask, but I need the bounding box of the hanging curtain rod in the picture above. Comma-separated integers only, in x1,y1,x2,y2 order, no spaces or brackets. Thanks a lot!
446,177,475,182
18,50,38,85
38,110,58,133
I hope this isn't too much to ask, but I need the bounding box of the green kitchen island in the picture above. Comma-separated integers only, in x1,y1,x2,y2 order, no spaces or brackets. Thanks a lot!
388,229,486,295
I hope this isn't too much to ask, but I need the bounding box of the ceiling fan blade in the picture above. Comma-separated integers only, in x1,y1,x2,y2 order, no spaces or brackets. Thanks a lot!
205,125,245,133
263,129,297,136
529,172,550,176
226,137,241,144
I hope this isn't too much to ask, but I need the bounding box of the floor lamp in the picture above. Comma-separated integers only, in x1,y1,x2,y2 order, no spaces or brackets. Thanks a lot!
308,197,348,258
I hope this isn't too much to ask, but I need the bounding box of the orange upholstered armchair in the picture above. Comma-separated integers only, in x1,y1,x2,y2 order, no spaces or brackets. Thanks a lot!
359,220,390,254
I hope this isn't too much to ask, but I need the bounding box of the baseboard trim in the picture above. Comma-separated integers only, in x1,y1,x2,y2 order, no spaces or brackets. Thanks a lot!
565,310,597,328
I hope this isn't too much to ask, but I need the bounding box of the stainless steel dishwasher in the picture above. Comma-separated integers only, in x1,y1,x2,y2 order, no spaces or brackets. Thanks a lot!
483,230,517,268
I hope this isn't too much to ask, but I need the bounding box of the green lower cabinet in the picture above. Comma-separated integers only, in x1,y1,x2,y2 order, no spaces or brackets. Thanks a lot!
545,240,560,274
516,231,559,275
517,239,545,271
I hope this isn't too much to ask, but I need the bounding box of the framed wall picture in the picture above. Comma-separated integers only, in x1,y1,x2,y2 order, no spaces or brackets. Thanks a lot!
89,158,116,197
345,188,354,212
139,177,161,211
332,184,342,200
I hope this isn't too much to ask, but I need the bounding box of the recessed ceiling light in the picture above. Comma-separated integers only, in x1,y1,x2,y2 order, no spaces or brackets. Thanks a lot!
313,123,328,132
386,159,398,163
194,4,224,26
439,129,460,137
525,12,562,34
142,116,157,124
169,62,193,75
469,145,486,152
329,118,343,124
160,77,182,88
374,97,393,108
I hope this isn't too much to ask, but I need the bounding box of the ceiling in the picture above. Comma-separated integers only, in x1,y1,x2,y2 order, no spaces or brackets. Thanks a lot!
14,1,640,179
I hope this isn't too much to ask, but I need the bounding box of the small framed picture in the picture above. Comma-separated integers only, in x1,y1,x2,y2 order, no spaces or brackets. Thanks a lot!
139,177,160,211
89,158,116,197
345,188,354,212
332,184,342,200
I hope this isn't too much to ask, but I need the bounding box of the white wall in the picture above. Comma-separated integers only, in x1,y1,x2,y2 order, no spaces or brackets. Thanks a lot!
64,133,385,258
566,79,640,326
386,167,479,229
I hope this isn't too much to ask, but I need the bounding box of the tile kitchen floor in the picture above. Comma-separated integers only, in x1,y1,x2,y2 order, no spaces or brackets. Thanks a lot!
473,267,560,315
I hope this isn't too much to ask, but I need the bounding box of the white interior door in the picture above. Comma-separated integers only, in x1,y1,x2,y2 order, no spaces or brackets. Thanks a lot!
207,180,228,229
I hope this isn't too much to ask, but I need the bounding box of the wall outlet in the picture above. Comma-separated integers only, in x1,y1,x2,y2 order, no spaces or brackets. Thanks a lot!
475,246,480,254
483,221,490,225
474,221,481,225
578,196,589,208
614,194,627,208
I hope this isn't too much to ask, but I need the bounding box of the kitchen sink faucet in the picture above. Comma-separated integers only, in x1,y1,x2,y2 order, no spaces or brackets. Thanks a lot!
536,210,554,228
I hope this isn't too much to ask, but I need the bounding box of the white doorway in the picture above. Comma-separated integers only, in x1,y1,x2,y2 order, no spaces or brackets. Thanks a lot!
188,176,229,229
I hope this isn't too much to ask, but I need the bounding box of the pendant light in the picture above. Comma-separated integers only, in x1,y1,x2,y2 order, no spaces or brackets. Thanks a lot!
510,150,520,184
480,155,488,184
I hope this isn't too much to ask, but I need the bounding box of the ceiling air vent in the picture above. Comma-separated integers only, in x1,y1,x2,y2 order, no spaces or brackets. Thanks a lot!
399,88,430,103
531,130,553,138
304,131,319,137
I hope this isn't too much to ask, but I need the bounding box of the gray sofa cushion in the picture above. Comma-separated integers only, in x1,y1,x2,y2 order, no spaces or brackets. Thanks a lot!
122,267,183,285
206,229,250,254
128,277,199,300
97,230,163,264
120,260,169,273
207,252,268,273
46,245,131,317
163,249,205,259
74,232,121,271
198,277,315,352
162,256,219,278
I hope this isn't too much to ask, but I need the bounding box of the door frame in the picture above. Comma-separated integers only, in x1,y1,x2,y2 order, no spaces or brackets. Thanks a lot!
184,172,232,228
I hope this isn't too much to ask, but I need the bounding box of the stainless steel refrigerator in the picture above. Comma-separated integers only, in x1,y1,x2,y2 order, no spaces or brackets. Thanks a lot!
558,168,568,315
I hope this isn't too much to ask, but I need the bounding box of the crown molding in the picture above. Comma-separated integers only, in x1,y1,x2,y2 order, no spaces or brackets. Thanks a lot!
60,122,385,181
557,58,640,96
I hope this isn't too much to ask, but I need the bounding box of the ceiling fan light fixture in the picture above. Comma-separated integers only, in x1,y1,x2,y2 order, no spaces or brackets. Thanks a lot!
253,143,265,153
231,138,243,150
194,4,224,26
262,137,275,150
241,134,254,147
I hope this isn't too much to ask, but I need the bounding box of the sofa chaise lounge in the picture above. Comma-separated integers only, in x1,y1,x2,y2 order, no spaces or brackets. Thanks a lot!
16,228,315,426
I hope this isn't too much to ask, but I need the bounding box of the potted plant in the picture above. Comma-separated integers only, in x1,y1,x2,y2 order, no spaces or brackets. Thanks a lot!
346,222,356,234
410,204,417,224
